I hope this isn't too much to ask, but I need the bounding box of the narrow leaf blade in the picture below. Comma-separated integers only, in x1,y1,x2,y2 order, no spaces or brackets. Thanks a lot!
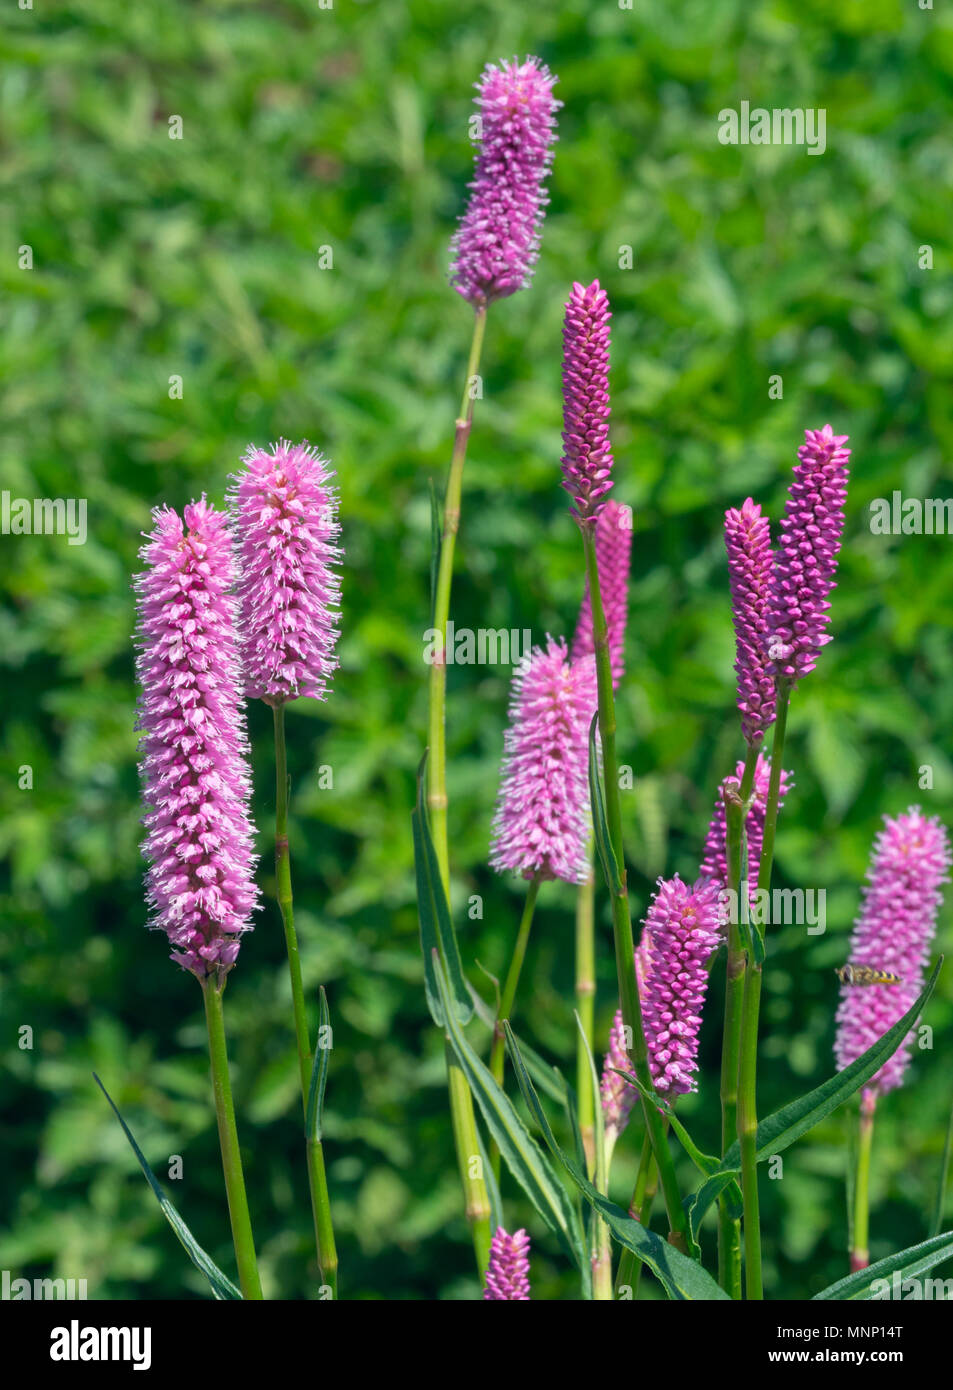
812,1231,953,1300
305,986,331,1142
94,1074,243,1300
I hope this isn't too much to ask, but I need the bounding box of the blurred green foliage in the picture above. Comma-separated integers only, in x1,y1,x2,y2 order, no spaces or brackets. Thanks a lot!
2,0,953,1300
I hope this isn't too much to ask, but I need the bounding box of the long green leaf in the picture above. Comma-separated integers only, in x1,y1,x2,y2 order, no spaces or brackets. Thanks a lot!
504,1025,729,1301
94,1073,243,1300
412,751,472,1024
432,953,588,1283
812,1231,953,1300
687,959,943,1233
474,1122,504,1234
305,986,331,1142
931,1095,953,1238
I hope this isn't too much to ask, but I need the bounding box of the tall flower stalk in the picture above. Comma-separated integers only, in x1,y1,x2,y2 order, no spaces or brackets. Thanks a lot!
229,440,341,1296
834,808,951,1269
736,424,850,1298
561,279,689,1248
134,498,263,1300
572,500,631,1160
428,56,560,1276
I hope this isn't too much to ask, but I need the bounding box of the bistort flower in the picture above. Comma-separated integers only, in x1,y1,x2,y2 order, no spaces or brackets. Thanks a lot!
766,424,850,685
449,57,560,307
725,498,775,745
834,808,950,1099
601,876,722,1143
483,1227,531,1300
490,637,596,884
134,499,259,981
560,280,613,524
228,440,342,706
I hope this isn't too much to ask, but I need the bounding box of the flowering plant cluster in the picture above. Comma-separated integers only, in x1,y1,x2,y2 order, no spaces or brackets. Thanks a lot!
107,55,950,1306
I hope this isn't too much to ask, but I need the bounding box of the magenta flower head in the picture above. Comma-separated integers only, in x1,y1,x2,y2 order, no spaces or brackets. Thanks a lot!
637,876,722,1099
766,424,850,685
725,498,776,745
560,280,613,525
483,1227,531,1300
572,499,632,688
835,808,951,1101
490,637,597,885
449,57,560,308
601,876,722,1141
228,440,342,706
700,755,792,902
134,499,259,982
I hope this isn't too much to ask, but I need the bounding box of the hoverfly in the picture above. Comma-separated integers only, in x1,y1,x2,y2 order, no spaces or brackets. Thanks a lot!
835,964,902,986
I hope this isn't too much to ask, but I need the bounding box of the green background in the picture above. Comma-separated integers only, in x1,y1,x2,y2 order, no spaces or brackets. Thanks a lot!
2,0,952,1300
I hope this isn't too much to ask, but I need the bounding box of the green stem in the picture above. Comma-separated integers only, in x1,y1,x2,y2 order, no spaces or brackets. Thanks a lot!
582,526,689,1251
717,744,759,1299
489,876,541,1088
576,850,596,1173
201,980,263,1300
851,1095,875,1271
447,1039,492,1274
427,305,488,863
273,702,338,1298
737,963,764,1299
736,680,791,1300
425,305,492,1277
615,1131,653,1297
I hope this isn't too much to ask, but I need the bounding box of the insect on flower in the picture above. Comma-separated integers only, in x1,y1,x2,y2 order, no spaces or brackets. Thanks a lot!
835,964,902,986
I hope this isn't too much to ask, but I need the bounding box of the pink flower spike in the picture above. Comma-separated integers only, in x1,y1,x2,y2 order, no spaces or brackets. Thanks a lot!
601,877,722,1143
483,1227,531,1300
490,638,597,885
134,499,259,982
229,440,342,706
767,424,850,685
835,808,951,1100
637,877,722,1099
572,499,632,689
449,57,560,308
725,499,776,745
560,280,614,524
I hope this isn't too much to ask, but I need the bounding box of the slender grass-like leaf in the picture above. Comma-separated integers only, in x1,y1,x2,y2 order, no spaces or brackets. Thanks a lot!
305,986,331,1142
412,752,472,1024
475,1122,504,1234
94,1073,243,1300
432,953,588,1282
812,1231,953,1300
504,1025,729,1301
931,1095,953,1238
